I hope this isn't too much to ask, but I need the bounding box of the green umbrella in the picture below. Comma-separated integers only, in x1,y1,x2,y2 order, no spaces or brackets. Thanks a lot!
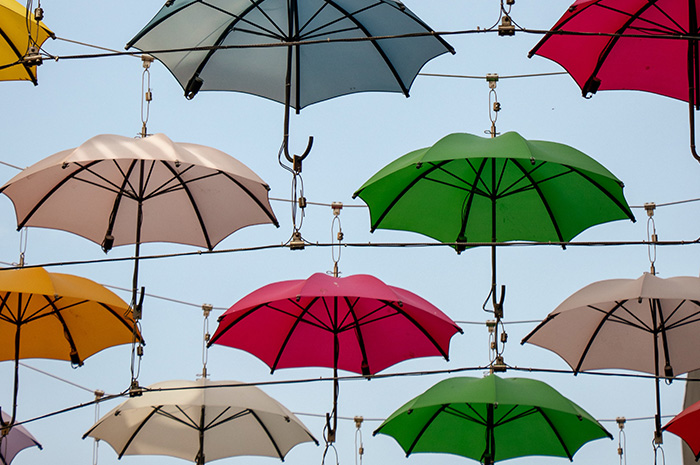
353,131,635,322
373,375,611,464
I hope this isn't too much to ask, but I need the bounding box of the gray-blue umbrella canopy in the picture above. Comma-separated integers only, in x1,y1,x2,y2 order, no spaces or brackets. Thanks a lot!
127,0,454,163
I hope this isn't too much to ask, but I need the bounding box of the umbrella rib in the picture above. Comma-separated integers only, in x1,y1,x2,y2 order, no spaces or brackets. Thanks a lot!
444,405,486,424
96,302,143,343
511,159,564,243
383,300,455,360
271,296,321,373
405,404,450,456
666,300,700,329
659,299,689,328
218,170,279,227
156,406,199,429
533,407,574,460
160,161,213,251
298,2,377,39
0,292,19,323
43,295,82,365
11,160,102,230
118,406,164,458
248,409,285,460
458,158,489,242
0,26,37,84
367,160,450,232
205,407,250,430
588,303,652,332
575,300,628,373
344,296,371,373
104,159,139,243
565,165,635,221
323,0,409,96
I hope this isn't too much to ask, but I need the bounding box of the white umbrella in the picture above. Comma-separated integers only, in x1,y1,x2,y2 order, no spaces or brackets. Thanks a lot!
522,272,700,442
0,132,278,312
83,379,317,464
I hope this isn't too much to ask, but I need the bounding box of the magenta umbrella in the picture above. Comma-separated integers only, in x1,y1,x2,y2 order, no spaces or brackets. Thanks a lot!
208,272,462,441
0,410,41,465
530,0,700,162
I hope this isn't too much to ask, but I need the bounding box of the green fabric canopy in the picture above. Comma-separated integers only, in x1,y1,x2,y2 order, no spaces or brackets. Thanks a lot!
354,131,635,248
374,374,611,464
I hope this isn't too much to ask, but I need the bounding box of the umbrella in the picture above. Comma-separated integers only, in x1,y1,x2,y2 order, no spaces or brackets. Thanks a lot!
0,410,41,465
0,267,139,427
0,0,53,85
521,272,700,441
208,272,462,440
0,133,278,311
126,0,454,167
83,378,318,465
353,131,635,330
373,374,611,464
663,398,700,460
529,0,700,162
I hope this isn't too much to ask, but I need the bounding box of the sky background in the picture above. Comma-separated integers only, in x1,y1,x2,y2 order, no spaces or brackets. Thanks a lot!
2,1,700,465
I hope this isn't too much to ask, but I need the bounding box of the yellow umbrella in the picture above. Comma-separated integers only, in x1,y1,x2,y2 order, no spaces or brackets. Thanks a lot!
0,0,53,84
0,267,140,427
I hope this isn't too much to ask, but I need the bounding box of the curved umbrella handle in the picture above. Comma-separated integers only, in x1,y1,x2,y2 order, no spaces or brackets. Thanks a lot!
283,135,314,173
689,100,700,164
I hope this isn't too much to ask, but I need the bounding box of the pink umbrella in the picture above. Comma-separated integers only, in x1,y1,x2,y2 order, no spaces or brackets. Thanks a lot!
209,272,462,441
0,410,41,465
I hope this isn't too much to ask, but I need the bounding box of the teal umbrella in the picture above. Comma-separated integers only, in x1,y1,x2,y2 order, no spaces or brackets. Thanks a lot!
373,375,611,464
353,131,635,320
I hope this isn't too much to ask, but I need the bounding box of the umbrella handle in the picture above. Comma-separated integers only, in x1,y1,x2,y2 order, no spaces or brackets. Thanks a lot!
689,100,700,164
283,135,314,173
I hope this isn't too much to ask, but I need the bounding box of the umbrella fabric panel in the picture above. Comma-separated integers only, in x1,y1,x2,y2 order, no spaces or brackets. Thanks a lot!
664,399,700,458
531,0,697,102
0,0,53,84
354,132,633,245
0,410,41,464
524,274,700,375
127,0,453,108
211,273,461,374
0,268,135,363
0,134,277,249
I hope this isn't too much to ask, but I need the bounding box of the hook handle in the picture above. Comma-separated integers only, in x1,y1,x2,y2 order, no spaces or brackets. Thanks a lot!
283,135,314,172
689,99,700,163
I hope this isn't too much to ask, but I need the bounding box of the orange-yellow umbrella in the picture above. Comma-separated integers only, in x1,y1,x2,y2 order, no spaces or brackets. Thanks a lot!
0,267,140,427
0,0,53,85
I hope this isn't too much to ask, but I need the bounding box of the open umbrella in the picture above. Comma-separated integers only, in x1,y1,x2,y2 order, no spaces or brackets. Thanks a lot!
353,131,635,337
373,374,611,464
529,0,700,162
0,0,53,85
83,378,317,464
0,133,278,310
663,398,700,460
521,272,700,442
126,0,454,167
0,267,138,427
208,272,462,440
0,410,41,465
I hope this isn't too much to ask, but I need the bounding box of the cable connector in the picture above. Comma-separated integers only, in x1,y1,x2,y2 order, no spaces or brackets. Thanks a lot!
498,15,515,36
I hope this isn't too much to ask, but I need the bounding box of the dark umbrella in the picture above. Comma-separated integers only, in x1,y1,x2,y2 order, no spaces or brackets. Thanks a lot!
529,0,700,163
126,0,454,168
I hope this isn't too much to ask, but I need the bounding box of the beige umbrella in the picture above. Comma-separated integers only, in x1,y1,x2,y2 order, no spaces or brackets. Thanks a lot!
0,133,279,307
522,272,700,442
83,379,318,464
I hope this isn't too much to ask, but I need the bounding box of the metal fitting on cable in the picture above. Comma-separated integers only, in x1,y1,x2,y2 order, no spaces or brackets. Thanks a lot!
498,15,515,36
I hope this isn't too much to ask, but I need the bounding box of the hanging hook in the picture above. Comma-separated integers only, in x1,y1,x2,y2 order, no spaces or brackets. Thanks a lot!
331,202,343,278
200,304,213,379
645,203,658,275
486,74,500,138
139,55,154,138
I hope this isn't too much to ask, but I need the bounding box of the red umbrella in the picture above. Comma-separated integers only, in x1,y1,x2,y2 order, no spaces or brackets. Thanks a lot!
530,0,700,162
208,272,462,441
663,399,700,460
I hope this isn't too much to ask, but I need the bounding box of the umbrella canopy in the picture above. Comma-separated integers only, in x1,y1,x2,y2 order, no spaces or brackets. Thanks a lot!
0,410,41,465
353,131,634,247
0,267,138,426
83,378,317,464
0,133,277,250
373,374,611,464
529,0,700,161
126,0,454,166
522,272,700,439
208,272,462,375
0,0,53,85
663,398,700,460
126,0,454,109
